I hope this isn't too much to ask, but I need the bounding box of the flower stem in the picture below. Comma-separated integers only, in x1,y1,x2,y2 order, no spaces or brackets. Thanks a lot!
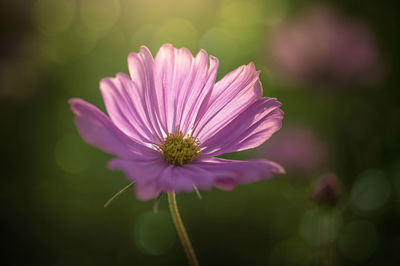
103,182,134,208
167,191,199,266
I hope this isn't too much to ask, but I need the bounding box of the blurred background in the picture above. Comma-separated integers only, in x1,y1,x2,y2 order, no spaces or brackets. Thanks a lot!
1,0,399,265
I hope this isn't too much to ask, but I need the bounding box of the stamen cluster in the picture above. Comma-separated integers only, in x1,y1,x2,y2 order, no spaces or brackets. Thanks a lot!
159,131,201,165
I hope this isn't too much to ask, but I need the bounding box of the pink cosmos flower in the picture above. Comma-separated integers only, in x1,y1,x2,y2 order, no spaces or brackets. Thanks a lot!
69,44,284,200
268,6,383,86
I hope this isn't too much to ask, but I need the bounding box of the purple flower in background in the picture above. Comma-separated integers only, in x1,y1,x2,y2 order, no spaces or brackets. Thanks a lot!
70,44,284,200
258,124,327,175
268,5,383,86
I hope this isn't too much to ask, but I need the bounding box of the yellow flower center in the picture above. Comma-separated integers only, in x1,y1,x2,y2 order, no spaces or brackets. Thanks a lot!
159,131,201,165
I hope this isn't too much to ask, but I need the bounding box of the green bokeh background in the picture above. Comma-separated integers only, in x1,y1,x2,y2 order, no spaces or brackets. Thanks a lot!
1,0,400,265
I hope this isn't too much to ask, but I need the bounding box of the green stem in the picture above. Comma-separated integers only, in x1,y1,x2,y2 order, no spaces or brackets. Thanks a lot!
103,182,134,208
168,191,199,266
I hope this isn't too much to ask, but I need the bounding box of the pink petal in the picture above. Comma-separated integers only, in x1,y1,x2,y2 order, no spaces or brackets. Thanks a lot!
152,44,218,135
101,73,162,144
127,47,165,139
108,156,284,200
108,157,166,200
192,63,261,142
201,97,283,156
194,157,285,190
69,98,157,159
158,161,215,191
158,165,194,192
108,157,214,200
101,46,164,144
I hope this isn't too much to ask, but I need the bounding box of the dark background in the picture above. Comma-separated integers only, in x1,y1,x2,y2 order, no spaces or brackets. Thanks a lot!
1,0,400,265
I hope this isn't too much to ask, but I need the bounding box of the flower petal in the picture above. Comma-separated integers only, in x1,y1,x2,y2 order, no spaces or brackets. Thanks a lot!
69,98,157,159
101,73,162,144
201,97,283,156
108,156,284,200
101,46,163,144
158,161,215,192
194,157,285,190
102,45,219,143
152,44,218,135
192,63,261,142
108,157,166,200
108,157,214,200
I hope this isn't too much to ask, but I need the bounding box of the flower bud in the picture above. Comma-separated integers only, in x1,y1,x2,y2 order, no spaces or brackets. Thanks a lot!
313,173,341,206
